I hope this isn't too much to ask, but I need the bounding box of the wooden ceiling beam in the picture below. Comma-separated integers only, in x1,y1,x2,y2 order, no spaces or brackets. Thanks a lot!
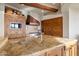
20,3,58,12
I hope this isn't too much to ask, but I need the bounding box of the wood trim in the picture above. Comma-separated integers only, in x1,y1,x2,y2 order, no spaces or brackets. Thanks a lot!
20,3,58,12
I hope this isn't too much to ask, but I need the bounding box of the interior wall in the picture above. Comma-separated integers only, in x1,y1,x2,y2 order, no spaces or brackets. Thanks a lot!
69,7,79,39
61,3,79,39
0,4,5,37
61,4,69,38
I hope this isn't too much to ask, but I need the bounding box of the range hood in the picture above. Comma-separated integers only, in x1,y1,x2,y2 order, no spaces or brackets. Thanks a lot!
26,15,40,26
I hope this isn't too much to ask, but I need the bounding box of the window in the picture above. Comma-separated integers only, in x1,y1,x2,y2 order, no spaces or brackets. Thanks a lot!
10,23,21,29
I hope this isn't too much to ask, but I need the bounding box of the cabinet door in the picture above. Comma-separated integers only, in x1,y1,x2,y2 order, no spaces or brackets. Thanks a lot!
65,44,77,56
69,44,77,56
46,46,64,56
42,20,52,35
72,44,77,56
41,17,63,37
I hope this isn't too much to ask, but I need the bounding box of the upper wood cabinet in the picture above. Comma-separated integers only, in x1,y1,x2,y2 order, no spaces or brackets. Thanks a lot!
46,45,64,56
41,17,63,37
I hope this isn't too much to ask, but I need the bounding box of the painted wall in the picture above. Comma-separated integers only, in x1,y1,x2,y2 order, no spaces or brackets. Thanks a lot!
61,3,79,40
0,4,5,37
61,4,70,38
69,7,79,40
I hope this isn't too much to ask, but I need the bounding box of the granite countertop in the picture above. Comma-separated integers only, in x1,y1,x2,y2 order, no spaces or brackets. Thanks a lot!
0,37,8,56
53,37,77,45
0,35,62,56
0,37,8,49
21,35,62,55
0,35,77,56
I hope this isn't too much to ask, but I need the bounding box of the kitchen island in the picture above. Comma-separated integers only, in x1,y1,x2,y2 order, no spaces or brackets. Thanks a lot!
0,35,77,56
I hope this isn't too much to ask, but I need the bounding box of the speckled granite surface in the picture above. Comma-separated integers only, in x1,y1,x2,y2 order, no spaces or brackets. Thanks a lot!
0,35,61,56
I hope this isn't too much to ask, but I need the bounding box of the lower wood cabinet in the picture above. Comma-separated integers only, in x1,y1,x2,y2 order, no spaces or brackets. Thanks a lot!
31,43,77,56
64,43,77,56
31,45,65,56
46,45,64,56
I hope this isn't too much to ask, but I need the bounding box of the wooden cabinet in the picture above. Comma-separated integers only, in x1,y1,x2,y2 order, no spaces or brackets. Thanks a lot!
46,45,64,56
30,45,65,56
64,43,77,56
30,39,77,56
41,17,63,37
56,38,77,56
45,42,77,56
